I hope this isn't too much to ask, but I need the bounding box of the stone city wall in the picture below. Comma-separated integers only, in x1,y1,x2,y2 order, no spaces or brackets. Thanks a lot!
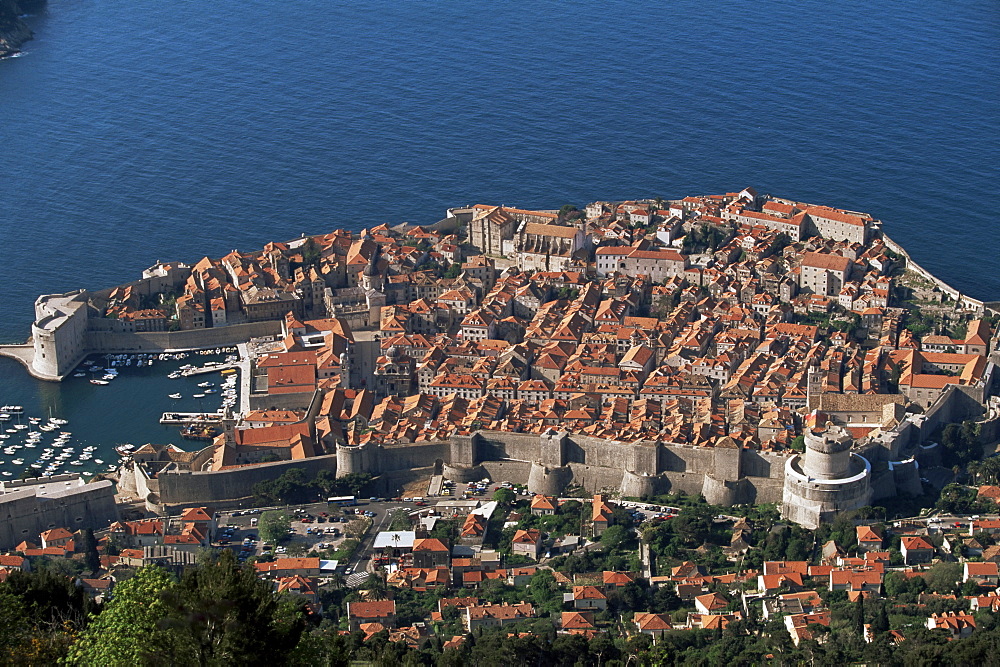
150,454,338,507
84,320,281,354
140,417,942,509
882,233,997,315
479,460,533,486
360,430,791,502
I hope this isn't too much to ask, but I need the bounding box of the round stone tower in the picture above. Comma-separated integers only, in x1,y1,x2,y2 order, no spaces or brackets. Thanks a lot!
801,421,853,479
781,418,872,530
527,462,571,497
337,441,372,478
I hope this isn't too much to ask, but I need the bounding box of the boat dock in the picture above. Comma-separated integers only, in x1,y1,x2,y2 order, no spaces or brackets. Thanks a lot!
159,412,223,425
181,363,239,377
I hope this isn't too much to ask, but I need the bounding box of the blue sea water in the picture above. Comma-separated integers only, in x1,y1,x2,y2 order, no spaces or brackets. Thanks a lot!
0,0,998,456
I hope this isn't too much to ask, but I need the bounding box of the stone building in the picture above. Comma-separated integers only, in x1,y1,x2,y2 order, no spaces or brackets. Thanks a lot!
515,223,585,273
799,253,851,297
0,475,118,551
595,247,688,281
805,206,875,244
468,206,518,256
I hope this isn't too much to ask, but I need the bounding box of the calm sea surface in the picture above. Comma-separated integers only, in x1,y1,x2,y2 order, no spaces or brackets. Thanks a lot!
0,0,998,465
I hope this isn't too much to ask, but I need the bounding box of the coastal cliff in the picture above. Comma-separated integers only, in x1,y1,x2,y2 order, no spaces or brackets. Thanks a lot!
0,0,42,59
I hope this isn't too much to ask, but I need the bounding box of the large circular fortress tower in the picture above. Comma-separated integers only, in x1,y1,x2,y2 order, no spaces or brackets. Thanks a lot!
781,418,872,529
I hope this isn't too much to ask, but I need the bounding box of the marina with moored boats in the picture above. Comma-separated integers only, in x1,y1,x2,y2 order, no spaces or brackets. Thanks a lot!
0,348,243,482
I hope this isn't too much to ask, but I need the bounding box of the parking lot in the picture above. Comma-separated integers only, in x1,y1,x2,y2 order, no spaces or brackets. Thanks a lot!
216,505,356,561
208,477,533,569
435,478,529,500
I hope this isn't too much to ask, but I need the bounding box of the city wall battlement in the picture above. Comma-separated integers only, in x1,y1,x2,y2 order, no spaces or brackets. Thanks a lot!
132,378,992,512
337,429,791,505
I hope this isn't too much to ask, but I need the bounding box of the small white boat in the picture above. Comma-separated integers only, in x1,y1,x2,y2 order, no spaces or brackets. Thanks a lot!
90,380,109,386
169,393,182,399
95,459,103,464
73,372,86,377
12,459,23,465
1,472,11,477
193,393,205,398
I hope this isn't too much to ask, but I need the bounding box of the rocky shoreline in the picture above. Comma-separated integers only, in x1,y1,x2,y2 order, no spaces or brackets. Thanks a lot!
0,0,43,59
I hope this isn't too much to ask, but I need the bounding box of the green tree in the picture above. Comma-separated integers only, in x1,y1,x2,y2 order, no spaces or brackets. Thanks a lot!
66,566,174,666
155,550,307,664
312,469,339,496
362,572,390,601
1,565,98,632
300,237,321,267
80,528,101,573
492,487,515,507
526,570,562,616
0,591,29,662
335,473,373,497
600,524,630,551
258,511,291,545
926,562,962,594
979,457,1000,484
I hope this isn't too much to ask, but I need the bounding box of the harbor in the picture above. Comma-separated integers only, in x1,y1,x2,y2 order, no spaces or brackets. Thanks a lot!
0,348,243,481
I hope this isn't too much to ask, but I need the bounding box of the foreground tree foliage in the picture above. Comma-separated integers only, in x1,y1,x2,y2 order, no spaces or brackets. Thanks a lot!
59,552,305,667
65,566,173,665
154,550,307,665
